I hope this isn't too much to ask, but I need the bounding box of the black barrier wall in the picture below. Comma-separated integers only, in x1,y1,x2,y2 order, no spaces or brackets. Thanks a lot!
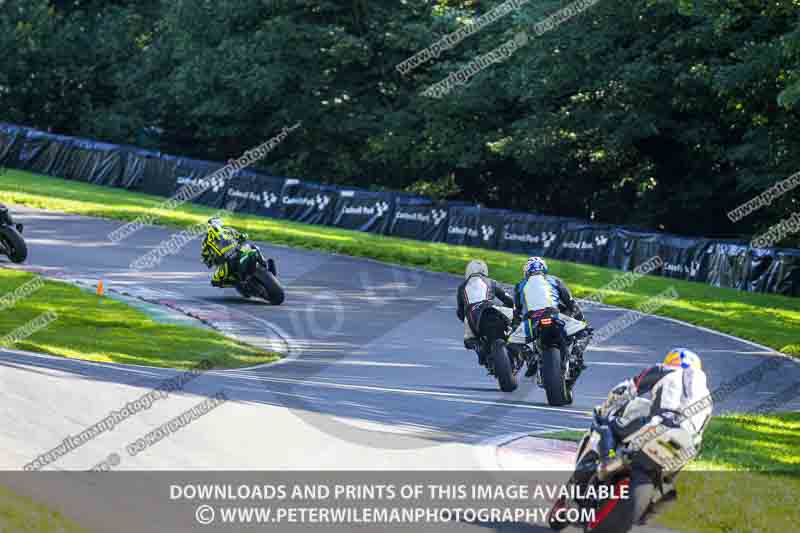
389,197,449,242
332,189,395,234
1,123,798,297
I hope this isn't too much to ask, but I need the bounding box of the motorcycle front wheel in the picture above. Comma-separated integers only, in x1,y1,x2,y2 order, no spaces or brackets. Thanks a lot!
583,476,637,533
0,225,27,263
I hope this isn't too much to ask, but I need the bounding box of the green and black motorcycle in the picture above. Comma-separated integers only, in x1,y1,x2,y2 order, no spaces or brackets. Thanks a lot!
207,242,285,305
0,204,27,263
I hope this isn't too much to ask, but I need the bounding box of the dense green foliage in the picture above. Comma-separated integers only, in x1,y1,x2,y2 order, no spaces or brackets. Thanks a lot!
1,0,799,241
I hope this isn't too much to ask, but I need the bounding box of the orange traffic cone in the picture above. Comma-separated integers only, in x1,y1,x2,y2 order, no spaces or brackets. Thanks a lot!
97,280,104,296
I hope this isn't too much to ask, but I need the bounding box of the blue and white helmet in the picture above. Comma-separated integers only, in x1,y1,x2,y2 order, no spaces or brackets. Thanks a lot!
524,256,548,277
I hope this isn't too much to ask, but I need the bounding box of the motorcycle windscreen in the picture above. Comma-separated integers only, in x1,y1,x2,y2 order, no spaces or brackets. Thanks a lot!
617,396,653,423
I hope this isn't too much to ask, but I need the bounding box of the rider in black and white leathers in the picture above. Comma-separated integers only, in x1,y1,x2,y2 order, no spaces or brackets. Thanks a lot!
456,260,515,363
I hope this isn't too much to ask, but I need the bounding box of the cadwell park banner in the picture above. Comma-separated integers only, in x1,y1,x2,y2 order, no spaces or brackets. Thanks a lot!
1,122,797,297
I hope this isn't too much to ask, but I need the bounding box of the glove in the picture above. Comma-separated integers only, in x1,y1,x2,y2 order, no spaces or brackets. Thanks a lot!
659,411,683,428
602,379,636,414
611,379,636,399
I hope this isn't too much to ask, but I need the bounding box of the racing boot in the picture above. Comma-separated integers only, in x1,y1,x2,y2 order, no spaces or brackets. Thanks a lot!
464,338,480,351
571,343,588,373
642,487,677,525
477,347,489,367
525,359,538,378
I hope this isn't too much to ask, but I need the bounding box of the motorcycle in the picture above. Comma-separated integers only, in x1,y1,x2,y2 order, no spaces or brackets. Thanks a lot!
522,307,592,406
468,306,591,400
548,396,700,532
467,306,524,393
207,242,285,305
0,204,27,263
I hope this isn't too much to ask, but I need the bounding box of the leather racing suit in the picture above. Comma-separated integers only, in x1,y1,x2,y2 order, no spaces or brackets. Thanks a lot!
605,364,712,446
201,224,248,286
512,273,585,340
456,271,515,362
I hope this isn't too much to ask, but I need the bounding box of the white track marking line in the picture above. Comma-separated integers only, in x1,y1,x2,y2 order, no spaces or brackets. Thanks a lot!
586,361,649,367
227,373,592,415
271,358,432,368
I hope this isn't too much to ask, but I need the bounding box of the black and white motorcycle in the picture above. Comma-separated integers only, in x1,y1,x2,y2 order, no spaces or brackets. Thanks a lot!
471,305,591,402
548,395,704,532
0,204,27,263
522,307,592,406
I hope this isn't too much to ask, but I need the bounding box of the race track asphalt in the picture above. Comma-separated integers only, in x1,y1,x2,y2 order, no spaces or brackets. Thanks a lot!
1,206,797,532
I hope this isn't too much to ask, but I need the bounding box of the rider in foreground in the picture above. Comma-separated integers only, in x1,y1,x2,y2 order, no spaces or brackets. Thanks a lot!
201,218,275,286
457,260,515,365
552,348,712,530
512,257,588,374
599,348,711,461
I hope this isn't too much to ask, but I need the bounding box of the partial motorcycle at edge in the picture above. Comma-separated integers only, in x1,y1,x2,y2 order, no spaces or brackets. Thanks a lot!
0,204,27,263
548,395,702,532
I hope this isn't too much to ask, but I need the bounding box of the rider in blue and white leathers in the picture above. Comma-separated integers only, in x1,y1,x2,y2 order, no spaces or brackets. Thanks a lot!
512,257,587,372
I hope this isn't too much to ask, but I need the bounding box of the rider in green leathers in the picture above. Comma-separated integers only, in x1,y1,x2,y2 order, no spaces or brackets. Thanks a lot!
201,218,252,286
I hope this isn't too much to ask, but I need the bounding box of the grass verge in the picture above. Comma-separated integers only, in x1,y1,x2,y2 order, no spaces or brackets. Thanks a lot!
0,268,278,369
1,170,797,356
541,413,800,532
536,429,584,442
0,485,90,533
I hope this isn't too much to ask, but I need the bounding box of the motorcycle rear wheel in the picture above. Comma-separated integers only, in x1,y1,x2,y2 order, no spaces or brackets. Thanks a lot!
541,345,572,406
254,268,285,305
491,339,517,392
0,226,27,263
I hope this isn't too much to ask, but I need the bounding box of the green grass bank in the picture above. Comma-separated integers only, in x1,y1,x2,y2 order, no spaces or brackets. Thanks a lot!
0,268,277,369
540,412,800,532
1,170,797,356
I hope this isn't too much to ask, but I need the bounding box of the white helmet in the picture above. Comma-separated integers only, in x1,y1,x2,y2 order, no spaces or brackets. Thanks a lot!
663,348,702,371
465,260,488,279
